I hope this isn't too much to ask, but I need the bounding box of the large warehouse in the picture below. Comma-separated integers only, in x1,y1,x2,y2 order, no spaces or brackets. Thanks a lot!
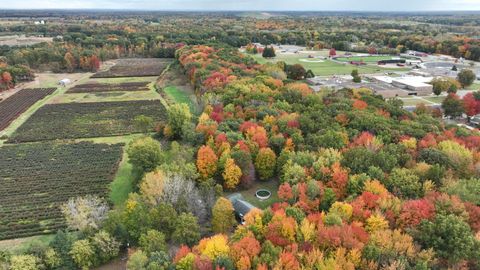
391,76,433,95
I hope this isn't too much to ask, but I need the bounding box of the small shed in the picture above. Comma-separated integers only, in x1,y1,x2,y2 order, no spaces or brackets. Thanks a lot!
58,78,71,87
227,193,256,224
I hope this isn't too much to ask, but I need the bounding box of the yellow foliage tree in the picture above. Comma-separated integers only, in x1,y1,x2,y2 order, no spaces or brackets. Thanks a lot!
212,197,236,233
139,170,165,206
196,234,230,260
222,158,242,189
237,256,251,270
363,180,389,197
300,219,316,243
329,202,353,222
366,213,389,233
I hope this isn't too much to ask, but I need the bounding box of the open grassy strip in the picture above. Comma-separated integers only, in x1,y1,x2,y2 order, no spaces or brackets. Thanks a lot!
251,54,409,76
399,97,429,106
163,85,195,110
0,234,56,254
466,82,480,90
334,55,405,62
8,100,167,143
0,88,56,131
92,58,173,78
0,142,123,240
423,96,446,104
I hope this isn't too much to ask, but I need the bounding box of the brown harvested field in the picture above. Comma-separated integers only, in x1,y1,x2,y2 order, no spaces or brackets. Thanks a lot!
91,58,172,78
0,35,53,46
67,81,151,93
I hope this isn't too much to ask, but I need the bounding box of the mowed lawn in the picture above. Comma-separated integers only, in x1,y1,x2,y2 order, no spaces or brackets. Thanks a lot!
466,82,480,90
251,54,408,76
231,180,280,209
163,86,194,110
335,55,405,63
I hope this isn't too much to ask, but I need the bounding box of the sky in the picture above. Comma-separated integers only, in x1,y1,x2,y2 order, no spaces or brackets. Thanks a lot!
4,0,480,11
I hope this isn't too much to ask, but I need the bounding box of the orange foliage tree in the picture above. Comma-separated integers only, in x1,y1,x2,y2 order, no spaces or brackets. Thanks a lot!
196,145,218,180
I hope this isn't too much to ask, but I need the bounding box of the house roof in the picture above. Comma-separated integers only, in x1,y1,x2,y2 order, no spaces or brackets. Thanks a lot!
227,193,256,216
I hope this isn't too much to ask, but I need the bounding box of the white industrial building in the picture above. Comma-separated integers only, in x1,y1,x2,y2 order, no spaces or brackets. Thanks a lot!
391,76,433,95
369,75,434,96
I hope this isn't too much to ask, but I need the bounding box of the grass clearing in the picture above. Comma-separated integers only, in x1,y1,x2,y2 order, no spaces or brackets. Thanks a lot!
466,82,480,90
163,86,195,111
400,97,429,106
423,96,446,104
251,54,409,76
233,180,280,209
0,234,55,254
335,55,405,63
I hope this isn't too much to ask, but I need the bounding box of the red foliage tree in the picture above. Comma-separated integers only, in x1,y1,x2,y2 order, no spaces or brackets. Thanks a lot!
265,212,297,247
418,133,437,148
329,48,337,57
327,163,348,199
462,92,480,117
464,202,480,232
278,183,294,202
230,236,261,262
398,199,436,228
350,191,380,221
194,256,213,270
352,99,368,110
316,223,369,250
276,252,300,270
174,245,191,263
1,72,12,88
90,55,100,71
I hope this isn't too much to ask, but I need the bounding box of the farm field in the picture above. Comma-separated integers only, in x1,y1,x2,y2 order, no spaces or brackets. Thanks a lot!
67,81,151,93
251,54,409,76
91,58,173,78
0,88,56,131
50,91,162,103
8,100,167,142
0,142,123,240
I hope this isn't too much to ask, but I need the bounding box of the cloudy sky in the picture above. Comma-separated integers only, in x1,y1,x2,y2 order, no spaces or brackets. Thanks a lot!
5,0,480,11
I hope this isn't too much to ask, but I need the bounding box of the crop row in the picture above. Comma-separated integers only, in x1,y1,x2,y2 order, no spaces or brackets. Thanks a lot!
8,100,167,143
67,81,151,93
91,58,172,78
0,142,123,240
0,88,56,131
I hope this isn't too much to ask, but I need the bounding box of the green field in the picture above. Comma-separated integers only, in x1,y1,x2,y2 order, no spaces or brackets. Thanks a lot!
251,54,409,76
231,180,280,209
335,55,405,63
466,82,480,90
399,97,428,106
423,96,446,104
163,86,195,111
